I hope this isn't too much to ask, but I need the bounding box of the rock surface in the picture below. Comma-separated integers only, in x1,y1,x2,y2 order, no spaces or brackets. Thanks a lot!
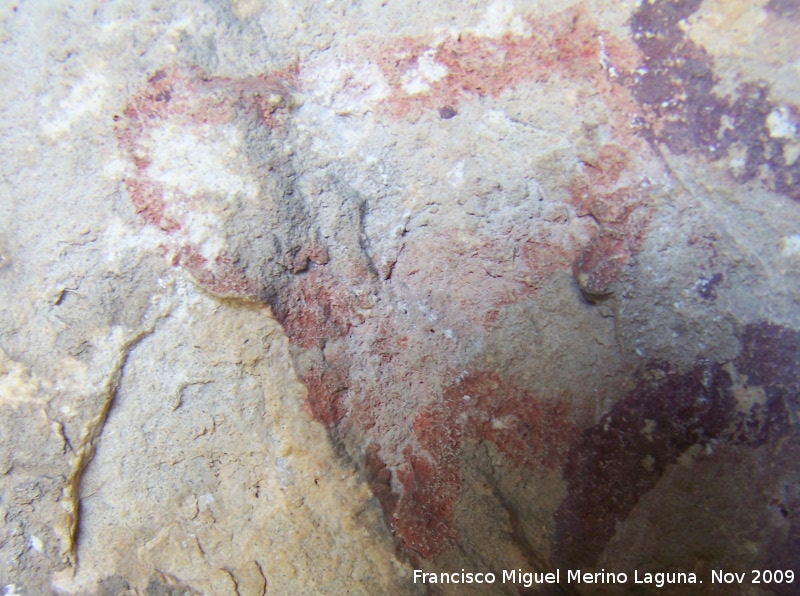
1,0,799,594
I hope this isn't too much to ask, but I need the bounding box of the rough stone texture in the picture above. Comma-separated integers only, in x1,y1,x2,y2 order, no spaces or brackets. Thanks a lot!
1,0,799,594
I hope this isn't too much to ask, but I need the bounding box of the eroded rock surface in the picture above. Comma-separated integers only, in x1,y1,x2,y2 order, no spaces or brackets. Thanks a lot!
1,0,799,594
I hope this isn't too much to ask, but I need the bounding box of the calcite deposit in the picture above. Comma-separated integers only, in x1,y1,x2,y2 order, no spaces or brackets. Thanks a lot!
1,0,799,594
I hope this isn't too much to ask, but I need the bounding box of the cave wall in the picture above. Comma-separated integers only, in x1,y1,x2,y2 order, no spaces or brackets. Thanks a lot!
1,1,799,594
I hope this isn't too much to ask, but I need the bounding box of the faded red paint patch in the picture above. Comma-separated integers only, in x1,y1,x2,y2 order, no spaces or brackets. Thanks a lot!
390,406,463,558
568,145,654,296
393,224,587,331
302,362,349,427
455,373,574,470
171,246,259,298
508,232,583,306
122,178,180,232
365,372,574,560
366,13,659,298
371,6,641,121
277,268,361,350
573,227,631,296
117,67,296,143
392,450,459,559
365,442,399,518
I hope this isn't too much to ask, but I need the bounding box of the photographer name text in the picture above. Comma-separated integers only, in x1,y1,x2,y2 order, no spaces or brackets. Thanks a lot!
413,568,795,589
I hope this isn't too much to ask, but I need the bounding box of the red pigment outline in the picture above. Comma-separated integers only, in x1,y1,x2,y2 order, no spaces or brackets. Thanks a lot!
367,371,575,559
116,67,297,298
362,5,656,298
116,5,664,562
298,8,658,560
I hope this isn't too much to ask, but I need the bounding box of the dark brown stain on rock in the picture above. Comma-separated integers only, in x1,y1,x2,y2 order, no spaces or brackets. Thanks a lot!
630,0,704,62
728,322,800,446
629,0,727,159
735,324,800,397
736,322,800,596
629,0,800,201
767,0,800,19
553,359,735,568
695,272,722,301
554,322,800,569
438,105,457,119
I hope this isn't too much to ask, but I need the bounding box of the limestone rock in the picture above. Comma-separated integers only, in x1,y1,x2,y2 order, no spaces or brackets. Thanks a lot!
1,1,799,594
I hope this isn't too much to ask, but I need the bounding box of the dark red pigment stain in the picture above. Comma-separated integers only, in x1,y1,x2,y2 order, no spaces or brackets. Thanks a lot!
302,361,349,428
554,322,800,569
392,411,462,558
365,442,399,518
727,322,800,447
455,373,574,471
553,360,735,568
629,0,800,201
171,246,258,297
735,323,800,596
272,264,375,425
274,268,360,350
